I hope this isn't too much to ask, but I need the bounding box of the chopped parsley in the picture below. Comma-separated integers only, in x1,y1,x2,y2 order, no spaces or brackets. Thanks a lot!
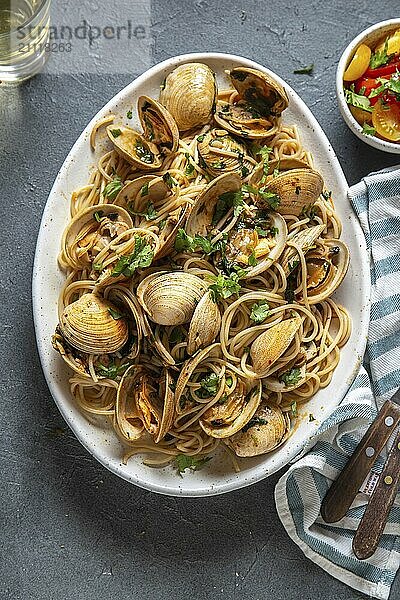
103,175,123,200
140,182,149,196
362,123,376,136
185,153,196,176
93,210,104,222
248,249,257,267
126,110,133,119
250,300,270,324
293,63,314,75
174,229,217,255
92,262,103,271
196,372,220,398
110,128,122,138
197,134,205,142
135,140,154,164
208,271,242,303
242,416,269,432
212,189,245,225
369,73,400,100
97,362,129,380
309,413,316,422
175,454,212,474
129,202,158,221
291,401,298,416
280,367,302,387
242,183,280,210
108,307,124,320
111,236,153,277
162,171,178,188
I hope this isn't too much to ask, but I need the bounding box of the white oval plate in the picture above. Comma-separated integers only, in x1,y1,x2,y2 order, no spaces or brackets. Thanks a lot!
33,53,370,497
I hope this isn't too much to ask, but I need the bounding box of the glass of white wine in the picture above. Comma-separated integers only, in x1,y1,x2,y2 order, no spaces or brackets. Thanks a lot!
0,0,51,83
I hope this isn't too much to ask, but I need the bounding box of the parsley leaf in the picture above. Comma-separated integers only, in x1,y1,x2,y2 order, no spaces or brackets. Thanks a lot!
242,416,269,432
208,272,242,303
345,84,373,113
248,249,257,267
280,367,302,387
212,189,245,225
129,202,158,221
140,183,149,196
108,307,124,320
126,110,133,119
97,362,129,380
103,175,123,200
163,172,178,188
111,236,154,277
174,229,194,252
362,123,376,136
242,184,280,210
110,128,122,138
175,454,212,474
250,300,270,323
93,210,104,222
185,153,196,176
197,372,220,398
293,63,314,75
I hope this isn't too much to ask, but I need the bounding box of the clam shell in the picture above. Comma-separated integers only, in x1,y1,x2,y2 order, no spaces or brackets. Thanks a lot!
267,157,310,174
137,271,207,326
155,368,175,443
187,291,221,355
281,224,325,275
63,203,133,271
138,95,179,154
115,365,145,441
214,100,279,139
114,175,171,209
229,67,289,116
258,169,324,216
106,126,162,170
226,403,290,457
185,172,242,237
159,62,216,131
197,128,253,178
303,239,350,304
199,380,262,439
243,212,288,278
174,343,221,412
250,316,302,377
59,293,129,355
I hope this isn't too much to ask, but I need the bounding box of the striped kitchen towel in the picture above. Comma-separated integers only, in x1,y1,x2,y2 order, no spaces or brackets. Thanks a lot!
275,166,400,600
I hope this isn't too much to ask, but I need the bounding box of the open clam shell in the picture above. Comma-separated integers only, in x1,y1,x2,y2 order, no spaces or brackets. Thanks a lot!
300,239,350,304
138,95,179,154
159,62,217,131
187,290,221,355
281,224,326,276
214,99,280,139
174,343,221,412
257,168,324,216
226,402,290,457
137,271,207,326
106,126,162,171
243,212,288,278
115,364,145,441
185,172,242,237
114,175,171,210
197,129,254,178
199,380,262,439
267,157,310,175
229,67,289,117
59,293,129,355
62,203,133,271
250,316,302,377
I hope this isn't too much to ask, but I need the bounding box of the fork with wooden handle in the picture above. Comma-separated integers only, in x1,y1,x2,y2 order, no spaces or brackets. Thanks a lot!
321,389,400,558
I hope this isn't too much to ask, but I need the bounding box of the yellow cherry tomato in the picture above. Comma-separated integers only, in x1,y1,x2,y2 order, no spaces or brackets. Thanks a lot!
349,105,372,125
375,29,400,57
343,44,371,81
372,100,400,142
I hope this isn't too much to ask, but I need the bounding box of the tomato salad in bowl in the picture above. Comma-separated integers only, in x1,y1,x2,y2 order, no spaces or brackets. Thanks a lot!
337,20,400,153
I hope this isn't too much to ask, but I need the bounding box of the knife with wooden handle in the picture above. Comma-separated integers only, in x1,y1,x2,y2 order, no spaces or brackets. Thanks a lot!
353,426,400,560
321,389,400,524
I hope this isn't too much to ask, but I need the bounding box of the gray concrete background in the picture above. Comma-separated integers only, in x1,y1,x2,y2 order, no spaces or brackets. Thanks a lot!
0,1,399,598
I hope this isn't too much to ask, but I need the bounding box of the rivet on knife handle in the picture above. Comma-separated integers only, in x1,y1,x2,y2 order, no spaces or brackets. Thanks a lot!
321,400,400,524
353,428,400,560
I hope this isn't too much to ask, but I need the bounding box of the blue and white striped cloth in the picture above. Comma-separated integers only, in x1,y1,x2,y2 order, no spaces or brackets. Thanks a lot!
275,166,400,600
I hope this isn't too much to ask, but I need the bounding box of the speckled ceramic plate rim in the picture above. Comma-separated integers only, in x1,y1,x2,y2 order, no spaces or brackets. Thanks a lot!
32,52,370,497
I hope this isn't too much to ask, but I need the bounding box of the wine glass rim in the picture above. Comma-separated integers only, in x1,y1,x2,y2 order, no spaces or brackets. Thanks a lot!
0,0,50,38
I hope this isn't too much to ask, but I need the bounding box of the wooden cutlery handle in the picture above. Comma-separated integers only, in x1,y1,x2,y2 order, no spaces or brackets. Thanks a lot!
321,400,400,524
353,428,400,560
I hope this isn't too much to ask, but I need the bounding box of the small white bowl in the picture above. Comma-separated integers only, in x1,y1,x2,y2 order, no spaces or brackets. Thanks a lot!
336,19,400,154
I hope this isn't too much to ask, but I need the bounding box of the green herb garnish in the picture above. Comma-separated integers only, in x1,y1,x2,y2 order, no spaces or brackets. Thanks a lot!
129,202,158,221
345,84,373,113
280,367,302,387
250,300,270,324
293,63,314,75
111,236,153,277
110,128,122,138
140,183,149,197
212,189,245,225
93,210,104,222
175,454,212,474
208,271,242,303
108,307,124,320
362,123,376,136
242,416,269,432
97,362,129,380
103,175,123,200
369,37,393,70
197,372,220,398
248,249,257,267
126,110,133,119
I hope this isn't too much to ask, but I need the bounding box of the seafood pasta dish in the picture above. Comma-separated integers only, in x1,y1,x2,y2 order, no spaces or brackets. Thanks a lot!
52,62,351,472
